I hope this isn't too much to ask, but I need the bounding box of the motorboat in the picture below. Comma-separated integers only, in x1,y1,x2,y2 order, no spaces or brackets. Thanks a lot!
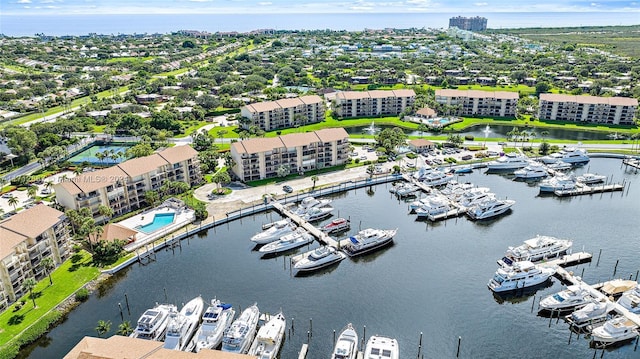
440,181,474,200
395,184,420,197
130,303,177,341
191,299,236,352
389,182,414,194
248,311,286,359
164,296,204,351
600,279,638,298
321,218,351,234
408,194,443,212
616,285,640,314
221,303,260,354
331,323,359,359
488,260,556,292
302,206,334,221
513,161,548,179
258,228,315,254
412,166,436,181
251,219,296,244
566,301,613,329
547,161,572,171
576,173,607,185
293,246,346,274
541,148,589,164
292,196,332,215
503,235,573,263
363,335,399,359
591,316,638,344
457,187,493,208
342,228,396,257
486,153,529,170
451,165,473,174
539,175,577,193
538,285,592,312
421,170,452,186
467,198,515,220
415,197,452,218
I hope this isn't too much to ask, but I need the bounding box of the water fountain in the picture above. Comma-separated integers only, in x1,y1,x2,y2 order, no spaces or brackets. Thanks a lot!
364,121,379,135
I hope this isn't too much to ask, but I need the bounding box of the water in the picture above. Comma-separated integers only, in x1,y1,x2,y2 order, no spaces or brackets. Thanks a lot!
68,145,131,166
21,158,640,358
135,213,176,234
346,123,615,141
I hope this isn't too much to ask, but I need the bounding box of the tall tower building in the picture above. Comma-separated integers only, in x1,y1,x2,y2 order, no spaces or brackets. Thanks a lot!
448,16,488,31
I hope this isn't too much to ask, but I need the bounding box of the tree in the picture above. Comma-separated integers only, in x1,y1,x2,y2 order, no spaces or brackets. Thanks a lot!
192,130,214,151
40,257,55,286
375,127,407,154
276,164,290,178
310,175,319,191
7,195,18,211
95,320,112,338
126,143,154,158
4,125,38,159
216,129,228,143
145,190,160,207
98,205,114,222
535,82,551,95
446,133,463,147
117,321,133,336
211,171,231,194
539,141,551,155
27,185,37,200
22,278,37,308
417,123,428,138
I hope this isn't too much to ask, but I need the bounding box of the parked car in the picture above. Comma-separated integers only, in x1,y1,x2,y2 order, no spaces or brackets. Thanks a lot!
1,193,12,198
282,185,293,193
461,155,473,161
41,189,51,195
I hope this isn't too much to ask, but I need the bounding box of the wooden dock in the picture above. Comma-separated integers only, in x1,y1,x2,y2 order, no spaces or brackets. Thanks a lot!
538,251,593,268
623,158,640,170
554,183,624,197
297,344,308,359
272,202,340,247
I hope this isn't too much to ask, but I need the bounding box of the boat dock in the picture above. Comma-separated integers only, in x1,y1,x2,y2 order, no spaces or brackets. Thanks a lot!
538,252,593,268
272,202,353,248
554,183,625,197
426,205,467,221
623,157,640,170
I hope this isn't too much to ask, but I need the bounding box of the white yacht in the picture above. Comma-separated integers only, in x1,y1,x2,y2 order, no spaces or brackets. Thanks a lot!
415,197,452,218
541,148,589,164
539,175,577,193
486,153,529,170
513,161,548,179
130,303,177,341
250,219,296,244
164,296,204,351
566,301,613,329
440,181,474,200
363,335,399,359
576,173,607,184
191,300,236,352
248,311,286,359
409,194,443,212
292,196,332,215
591,316,638,344
302,206,334,222
258,228,314,254
221,303,260,354
421,170,452,186
488,261,556,292
293,246,346,275
457,187,493,208
342,228,397,257
395,184,420,197
467,198,515,220
321,218,351,234
538,285,592,312
331,323,359,359
547,161,572,171
504,235,573,263
616,285,640,314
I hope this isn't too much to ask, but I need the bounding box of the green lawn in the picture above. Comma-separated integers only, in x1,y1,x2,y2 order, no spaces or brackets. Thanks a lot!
175,121,209,138
106,56,154,63
0,251,100,346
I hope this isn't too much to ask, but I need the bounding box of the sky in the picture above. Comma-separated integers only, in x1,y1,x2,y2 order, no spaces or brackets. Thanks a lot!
1,0,639,15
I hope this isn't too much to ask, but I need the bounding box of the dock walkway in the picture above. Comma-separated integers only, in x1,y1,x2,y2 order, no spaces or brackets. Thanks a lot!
272,202,354,248
554,183,624,197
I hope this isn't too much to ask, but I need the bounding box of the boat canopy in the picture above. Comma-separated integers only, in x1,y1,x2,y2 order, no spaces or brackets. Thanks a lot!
218,303,232,310
350,237,359,244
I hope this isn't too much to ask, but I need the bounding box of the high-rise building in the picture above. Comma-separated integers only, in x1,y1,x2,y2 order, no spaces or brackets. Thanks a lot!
448,16,487,31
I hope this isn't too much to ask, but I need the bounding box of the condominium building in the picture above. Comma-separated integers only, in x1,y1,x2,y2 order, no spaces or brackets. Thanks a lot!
448,16,488,31
333,89,416,118
240,95,325,131
538,94,638,125
55,145,202,222
230,128,350,182
435,89,519,118
0,204,72,310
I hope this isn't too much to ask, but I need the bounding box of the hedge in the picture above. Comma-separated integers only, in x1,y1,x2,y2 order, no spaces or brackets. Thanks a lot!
0,310,63,359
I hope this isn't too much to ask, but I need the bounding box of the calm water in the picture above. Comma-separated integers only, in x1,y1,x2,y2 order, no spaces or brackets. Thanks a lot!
22,158,640,358
346,124,615,141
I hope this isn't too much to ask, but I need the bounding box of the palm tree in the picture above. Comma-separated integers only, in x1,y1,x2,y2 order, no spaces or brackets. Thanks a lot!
116,321,133,336
27,185,37,200
310,175,319,191
73,166,84,176
95,320,112,338
540,130,549,141
7,195,18,212
22,278,37,308
97,205,114,222
40,257,55,286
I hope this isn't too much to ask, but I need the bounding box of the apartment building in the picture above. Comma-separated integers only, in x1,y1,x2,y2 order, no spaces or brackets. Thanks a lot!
240,95,325,131
55,145,202,222
435,89,519,118
448,16,488,31
230,128,350,182
0,205,72,310
538,94,638,125
333,89,416,118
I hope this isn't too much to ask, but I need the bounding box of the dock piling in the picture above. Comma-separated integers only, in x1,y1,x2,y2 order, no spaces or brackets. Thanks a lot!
635,270,639,281
333,329,336,344
362,325,366,351
634,335,639,351
118,303,123,322
596,249,602,267
163,287,168,302
456,336,461,357
613,259,619,276
124,293,130,315
531,296,536,312
309,318,312,337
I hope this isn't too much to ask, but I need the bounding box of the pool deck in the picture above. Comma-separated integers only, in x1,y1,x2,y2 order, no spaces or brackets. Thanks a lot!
119,206,195,252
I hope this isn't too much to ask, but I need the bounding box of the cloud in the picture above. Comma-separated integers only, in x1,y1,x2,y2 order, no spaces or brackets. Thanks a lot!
258,1,272,4
17,0,31,3
474,2,488,5
188,0,213,2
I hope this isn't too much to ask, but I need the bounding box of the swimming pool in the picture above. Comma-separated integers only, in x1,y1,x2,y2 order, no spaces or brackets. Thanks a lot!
135,213,176,234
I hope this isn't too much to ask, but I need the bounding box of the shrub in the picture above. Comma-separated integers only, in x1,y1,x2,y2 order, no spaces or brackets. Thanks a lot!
465,135,474,141
377,156,388,163
406,152,417,159
354,158,360,164
75,288,90,302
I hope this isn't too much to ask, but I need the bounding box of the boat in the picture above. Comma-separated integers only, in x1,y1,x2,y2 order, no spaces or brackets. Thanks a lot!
389,182,413,194
409,194,442,212
576,173,607,185
503,235,573,263
415,197,452,218
421,170,452,186
486,153,530,170
600,279,638,298
538,285,592,312
130,303,177,341
513,161,548,179
616,285,640,314
292,196,332,215
457,187,492,208
487,260,556,292
293,246,346,274
467,198,515,220
539,175,577,193
302,206,334,221
566,301,613,329
258,228,315,254
190,299,236,352
321,218,351,234
452,165,473,174
163,296,204,351
250,219,297,244
363,335,399,359
394,184,420,197
541,148,589,164
591,316,638,344
440,181,474,200
547,161,572,171
221,303,260,354
413,166,436,181
342,228,396,257
248,311,286,359
331,323,359,359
